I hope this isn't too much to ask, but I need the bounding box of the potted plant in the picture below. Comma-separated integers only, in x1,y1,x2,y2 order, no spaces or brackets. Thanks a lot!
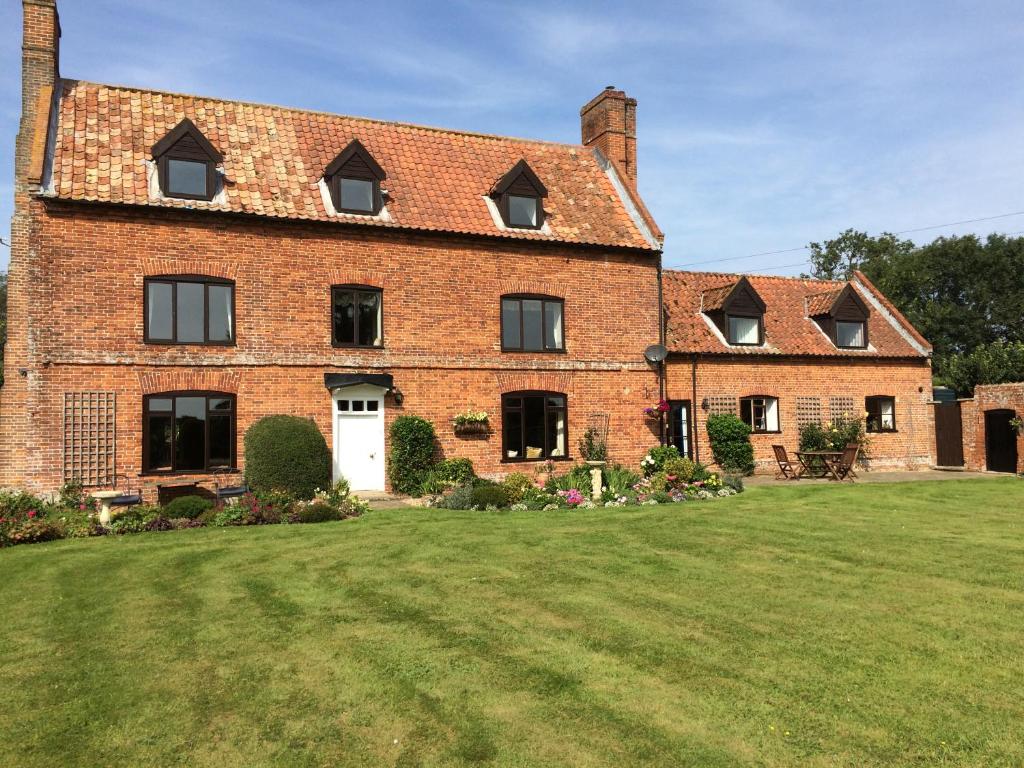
644,399,670,421
1011,415,1023,435
453,410,489,436
579,426,607,466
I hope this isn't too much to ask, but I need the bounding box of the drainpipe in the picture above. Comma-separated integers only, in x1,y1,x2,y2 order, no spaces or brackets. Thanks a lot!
657,253,667,445
691,353,700,464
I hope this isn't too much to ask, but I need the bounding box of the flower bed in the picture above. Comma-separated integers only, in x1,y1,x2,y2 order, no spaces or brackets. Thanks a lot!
0,480,368,550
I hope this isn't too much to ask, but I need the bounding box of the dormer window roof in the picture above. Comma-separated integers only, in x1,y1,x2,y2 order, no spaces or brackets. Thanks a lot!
325,140,386,215
807,284,870,349
491,159,547,230
702,276,766,346
151,118,223,201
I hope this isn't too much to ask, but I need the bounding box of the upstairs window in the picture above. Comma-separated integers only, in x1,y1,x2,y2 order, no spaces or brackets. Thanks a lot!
491,159,547,230
501,295,564,352
143,392,235,473
866,396,896,432
702,277,766,347
325,139,386,215
502,392,567,461
740,396,780,433
145,277,234,345
151,118,223,201
808,284,870,349
728,315,761,346
332,285,383,347
836,320,867,349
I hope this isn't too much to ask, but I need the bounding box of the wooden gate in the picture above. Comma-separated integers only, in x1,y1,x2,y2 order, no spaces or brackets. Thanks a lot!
984,409,1018,473
933,402,964,467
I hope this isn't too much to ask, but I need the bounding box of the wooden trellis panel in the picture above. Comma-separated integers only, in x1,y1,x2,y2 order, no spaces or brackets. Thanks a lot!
706,395,738,416
796,397,822,428
63,392,116,487
829,396,856,422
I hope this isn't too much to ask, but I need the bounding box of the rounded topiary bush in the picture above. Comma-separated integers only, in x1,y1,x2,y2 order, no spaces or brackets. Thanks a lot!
244,415,331,500
388,416,437,495
162,494,213,520
296,501,342,524
706,413,755,475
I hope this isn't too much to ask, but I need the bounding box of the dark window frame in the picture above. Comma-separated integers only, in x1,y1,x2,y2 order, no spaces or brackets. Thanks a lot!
151,119,222,202
142,391,237,475
325,139,387,216
333,174,383,215
835,319,869,350
331,284,384,348
726,314,764,346
667,400,693,459
143,275,236,346
492,159,548,231
865,395,897,433
501,390,570,463
500,294,565,353
499,191,544,230
740,395,781,434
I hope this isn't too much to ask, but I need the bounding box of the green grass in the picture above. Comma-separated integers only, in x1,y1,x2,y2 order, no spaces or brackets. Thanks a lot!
2,479,1023,767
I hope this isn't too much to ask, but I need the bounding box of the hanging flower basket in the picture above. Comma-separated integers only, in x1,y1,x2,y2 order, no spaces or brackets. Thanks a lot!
644,399,670,420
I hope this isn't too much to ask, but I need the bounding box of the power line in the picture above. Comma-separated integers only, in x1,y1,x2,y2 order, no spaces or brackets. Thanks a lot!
0,237,10,248
679,209,1024,268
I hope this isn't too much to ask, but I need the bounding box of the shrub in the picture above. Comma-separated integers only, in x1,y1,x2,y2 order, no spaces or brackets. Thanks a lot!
209,507,244,527
662,456,697,483
706,414,755,475
545,465,593,496
578,427,607,462
0,490,49,519
601,464,641,496
800,417,868,454
296,501,342,524
640,445,681,476
433,483,476,510
162,495,213,520
3,519,64,546
434,458,475,486
170,518,205,530
501,472,535,504
145,517,174,532
723,474,745,493
244,415,331,500
389,416,438,495
471,483,509,509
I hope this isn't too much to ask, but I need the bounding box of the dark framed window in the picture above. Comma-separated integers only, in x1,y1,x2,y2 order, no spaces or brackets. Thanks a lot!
332,285,383,347
668,400,693,459
506,194,541,228
152,119,222,202
501,295,564,352
143,392,235,473
144,277,235,345
740,396,780,433
502,392,568,461
836,320,867,349
325,139,386,215
866,396,896,432
728,315,762,346
492,159,547,230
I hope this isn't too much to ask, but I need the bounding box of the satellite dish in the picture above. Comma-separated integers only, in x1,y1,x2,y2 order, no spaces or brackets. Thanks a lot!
643,344,668,363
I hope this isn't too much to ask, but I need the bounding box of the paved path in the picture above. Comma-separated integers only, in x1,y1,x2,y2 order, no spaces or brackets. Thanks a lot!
745,468,1015,486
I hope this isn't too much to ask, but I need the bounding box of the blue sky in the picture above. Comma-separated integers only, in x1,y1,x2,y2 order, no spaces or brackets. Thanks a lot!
2,0,1023,272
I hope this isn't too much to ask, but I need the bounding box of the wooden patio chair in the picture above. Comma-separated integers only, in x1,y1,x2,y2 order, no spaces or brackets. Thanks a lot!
826,444,860,482
772,445,800,480
844,443,861,478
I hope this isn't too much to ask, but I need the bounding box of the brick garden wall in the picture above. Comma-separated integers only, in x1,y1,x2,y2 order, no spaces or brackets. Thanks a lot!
665,355,935,472
961,383,1024,473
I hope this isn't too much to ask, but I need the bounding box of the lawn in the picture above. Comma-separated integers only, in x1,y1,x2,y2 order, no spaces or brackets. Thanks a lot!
2,479,1023,767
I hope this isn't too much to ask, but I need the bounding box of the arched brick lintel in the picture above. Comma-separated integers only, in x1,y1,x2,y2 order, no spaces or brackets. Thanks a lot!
137,369,241,395
140,258,238,281
494,371,575,395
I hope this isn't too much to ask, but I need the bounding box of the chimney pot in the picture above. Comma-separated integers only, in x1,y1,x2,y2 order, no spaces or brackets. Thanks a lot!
580,86,638,191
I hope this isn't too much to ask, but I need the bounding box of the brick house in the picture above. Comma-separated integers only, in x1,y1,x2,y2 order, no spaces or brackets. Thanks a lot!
959,384,1023,474
661,270,936,471
1,1,667,499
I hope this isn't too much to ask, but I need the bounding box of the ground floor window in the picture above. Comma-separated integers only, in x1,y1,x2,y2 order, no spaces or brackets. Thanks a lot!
740,395,780,433
866,396,896,432
502,392,567,461
143,392,235,472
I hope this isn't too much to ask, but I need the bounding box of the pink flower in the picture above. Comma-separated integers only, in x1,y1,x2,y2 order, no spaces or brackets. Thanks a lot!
79,504,87,510
27,510,37,518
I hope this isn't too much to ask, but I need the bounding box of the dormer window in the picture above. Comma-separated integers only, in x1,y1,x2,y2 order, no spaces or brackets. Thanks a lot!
325,140,386,215
808,284,869,350
491,159,547,230
702,276,766,347
151,118,223,201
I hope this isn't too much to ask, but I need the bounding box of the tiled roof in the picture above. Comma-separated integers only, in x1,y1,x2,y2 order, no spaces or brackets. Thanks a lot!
805,288,843,316
700,282,737,312
664,270,930,357
44,80,660,251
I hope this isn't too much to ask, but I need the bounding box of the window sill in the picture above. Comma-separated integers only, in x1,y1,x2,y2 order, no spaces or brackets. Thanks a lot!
141,468,237,477
866,429,898,434
750,430,782,435
501,456,572,464
332,343,385,350
144,340,237,347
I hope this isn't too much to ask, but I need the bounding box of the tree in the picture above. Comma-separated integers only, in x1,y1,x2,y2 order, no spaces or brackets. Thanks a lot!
940,341,1024,396
804,229,914,281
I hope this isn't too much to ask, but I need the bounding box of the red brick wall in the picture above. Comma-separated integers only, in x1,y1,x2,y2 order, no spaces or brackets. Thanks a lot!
961,383,1024,473
0,202,662,496
665,355,935,472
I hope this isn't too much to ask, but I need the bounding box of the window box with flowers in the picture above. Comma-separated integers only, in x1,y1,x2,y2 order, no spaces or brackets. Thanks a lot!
453,410,490,436
644,399,670,421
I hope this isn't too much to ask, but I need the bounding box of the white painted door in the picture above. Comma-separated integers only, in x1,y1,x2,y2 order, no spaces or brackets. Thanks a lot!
332,385,386,491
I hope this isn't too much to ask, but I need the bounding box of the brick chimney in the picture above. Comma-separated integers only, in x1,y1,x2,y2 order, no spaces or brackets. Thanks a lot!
580,86,637,190
16,0,60,187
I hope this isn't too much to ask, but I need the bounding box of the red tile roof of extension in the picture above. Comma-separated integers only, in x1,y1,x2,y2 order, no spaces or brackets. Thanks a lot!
42,79,662,252
664,270,931,358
